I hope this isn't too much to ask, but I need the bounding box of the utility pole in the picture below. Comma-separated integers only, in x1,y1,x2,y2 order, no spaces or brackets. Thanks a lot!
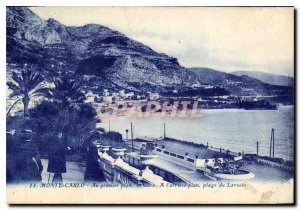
272,128,275,158
269,129,273,158
163,123,166,139
269,128,275,158
109,120,111,132
256,141,259,156
131,122,134,152
126,129,129,141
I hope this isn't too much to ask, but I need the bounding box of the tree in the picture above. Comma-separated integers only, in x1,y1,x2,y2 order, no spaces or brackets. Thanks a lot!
46,77,86,110
30,100,98,154
29,76,98,156
7,70,45,117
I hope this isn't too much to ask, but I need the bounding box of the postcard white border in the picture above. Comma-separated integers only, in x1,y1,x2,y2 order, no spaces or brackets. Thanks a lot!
1,0,298,209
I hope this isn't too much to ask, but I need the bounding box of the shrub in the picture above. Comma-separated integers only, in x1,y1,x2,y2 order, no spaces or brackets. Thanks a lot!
29,100,97,158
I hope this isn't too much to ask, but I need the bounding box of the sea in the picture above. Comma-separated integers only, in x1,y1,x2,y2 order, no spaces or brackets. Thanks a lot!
99,106,294,161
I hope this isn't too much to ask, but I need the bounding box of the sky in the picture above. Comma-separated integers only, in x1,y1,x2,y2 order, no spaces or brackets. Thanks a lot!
30,7,294,76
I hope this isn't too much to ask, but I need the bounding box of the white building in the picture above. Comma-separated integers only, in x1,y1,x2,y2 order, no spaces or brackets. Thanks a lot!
125,92,135,99
103,96,113,104
149,92,160,100
103,89,109,96
119,90,126,97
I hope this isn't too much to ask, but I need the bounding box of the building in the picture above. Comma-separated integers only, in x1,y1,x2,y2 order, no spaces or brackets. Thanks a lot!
125,92,135,99
103,89,109,96
96,145,169,186
149,92,160,100
103,96,113,104
119,90,126,98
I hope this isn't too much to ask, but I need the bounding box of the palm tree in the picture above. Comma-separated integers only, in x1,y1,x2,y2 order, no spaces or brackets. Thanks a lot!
43,76,91,135
7,70,45,117
32,77,98,151
47,77,86,109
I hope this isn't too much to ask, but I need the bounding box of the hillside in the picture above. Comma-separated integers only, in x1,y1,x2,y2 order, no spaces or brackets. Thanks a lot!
7,6,199,93
6,7,293,100
232,71,294,87
188,67,293,96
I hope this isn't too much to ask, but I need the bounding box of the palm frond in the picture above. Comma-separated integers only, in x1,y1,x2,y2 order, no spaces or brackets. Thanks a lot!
12,72,23,86
29,87,52,98
49,76,86,108
8,91,23,99
7,81,21,93
25,71,44,90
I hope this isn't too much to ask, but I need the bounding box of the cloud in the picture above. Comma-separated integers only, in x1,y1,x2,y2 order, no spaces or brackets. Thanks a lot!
30,7,294,76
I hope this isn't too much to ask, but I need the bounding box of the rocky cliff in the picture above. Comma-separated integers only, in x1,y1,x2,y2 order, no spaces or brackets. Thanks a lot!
7,6,199,93
6,7,293,99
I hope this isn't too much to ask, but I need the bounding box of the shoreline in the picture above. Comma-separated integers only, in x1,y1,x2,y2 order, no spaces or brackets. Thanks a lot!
97,105,293,120
96,106,294,162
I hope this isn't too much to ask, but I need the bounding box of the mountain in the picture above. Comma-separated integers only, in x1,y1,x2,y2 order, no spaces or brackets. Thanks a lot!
6,6,199,93
188,67,293,96
188,67,239,85
6,7,293,100
232,71,294,87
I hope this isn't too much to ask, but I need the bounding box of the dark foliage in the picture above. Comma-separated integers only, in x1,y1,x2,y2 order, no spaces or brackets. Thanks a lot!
28,77,98,160
45,77,86,109
97,131,127,149
7,69,45,116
